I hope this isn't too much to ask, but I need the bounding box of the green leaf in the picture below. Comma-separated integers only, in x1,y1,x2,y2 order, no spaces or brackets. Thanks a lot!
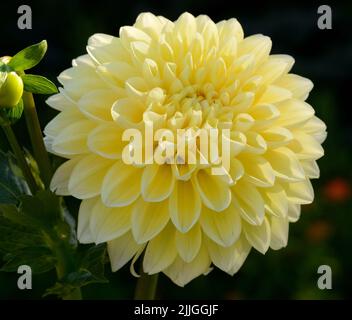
22,74,58,94
0,215,42,251
20,190,62,228
81,244,108,282
44,244,108,298
0,151,29,205
8,40,47,71
1,247,55,273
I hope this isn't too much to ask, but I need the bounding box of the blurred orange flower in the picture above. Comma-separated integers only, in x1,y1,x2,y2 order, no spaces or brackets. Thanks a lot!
323,177,351,202
306,220,333,243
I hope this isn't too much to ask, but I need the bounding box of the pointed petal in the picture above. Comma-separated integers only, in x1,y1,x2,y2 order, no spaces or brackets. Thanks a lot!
261,185,288,218
132,198,170,244
101,161,143,207
264,147,306,182
77,197,98,244
276,99,314,128
240,154,275,187
232,180,265,226
169,180,201,233
281,179,314,204
107,231,142,271
229,236,252,275
193,168,231,212
288,132,324,160
143,223,177,274
257,54,294,84
301,160,320,179
88,124,126,159
68,155,113,199
52,120,97,155
270,215,289,250
275,74,313,100
200,201,241,247
205,235,251,274
50,156,83,195
163,244,211,287
175,224,202,262
288,202,301,222
78,89,117,122
141,164,175,202
89,199,132,244
243,216,271,254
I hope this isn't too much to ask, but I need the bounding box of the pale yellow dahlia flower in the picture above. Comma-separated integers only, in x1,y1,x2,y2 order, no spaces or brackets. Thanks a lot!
45,12,326,286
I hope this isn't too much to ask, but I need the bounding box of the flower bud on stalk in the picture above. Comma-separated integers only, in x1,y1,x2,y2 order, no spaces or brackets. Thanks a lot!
0,72,24,108
0,56,24,125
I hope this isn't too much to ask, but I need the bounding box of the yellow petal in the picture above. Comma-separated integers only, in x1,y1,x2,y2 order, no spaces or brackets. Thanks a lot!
134,13,163,40
264,147,305,182
163,243,211,287
205,235,251,275
229,236,252,275
88,124,126,159
111,98,145,129
46,91,76,111
77,197,98,244
228,158,244,186
131,198,170,244
50,156,83,195
108,231,143,271
52,120,97,155
260,127,293,148
193,168,231,212
256,54,294,84
101,161,142,207
169,180,201,233
288,132,324,160
257,85,292,104
288,202,301,222
143,223,177,274
78,89,117,122
200,201,241,247
243,216,271,254
89,199,132,244
238,34,272,67
276,99,314,128
87,35,129,64
141,164,175,202
300,116,327,144
175,224,202,262
68,155,113,199
270,215,289,250
301,160,320,179
232,180,265,226
242,131,267,154
58,65,107,101
281,179,314,204
275,74,313,100
240,154,275,187
261,185,288,218
44,108,83,138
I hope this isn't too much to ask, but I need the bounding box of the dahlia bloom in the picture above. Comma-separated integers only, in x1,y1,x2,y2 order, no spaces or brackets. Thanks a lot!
45,12,326,286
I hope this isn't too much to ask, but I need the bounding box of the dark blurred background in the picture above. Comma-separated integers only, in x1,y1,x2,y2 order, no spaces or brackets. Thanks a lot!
0,0,351,299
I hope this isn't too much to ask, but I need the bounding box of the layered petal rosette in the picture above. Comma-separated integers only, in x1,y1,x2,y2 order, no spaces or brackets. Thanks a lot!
45,12,326,286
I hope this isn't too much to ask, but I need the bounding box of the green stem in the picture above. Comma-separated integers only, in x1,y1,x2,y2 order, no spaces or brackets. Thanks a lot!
2,125,38,194
45,233,82,300
134,271,159,300
22,91,52,188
